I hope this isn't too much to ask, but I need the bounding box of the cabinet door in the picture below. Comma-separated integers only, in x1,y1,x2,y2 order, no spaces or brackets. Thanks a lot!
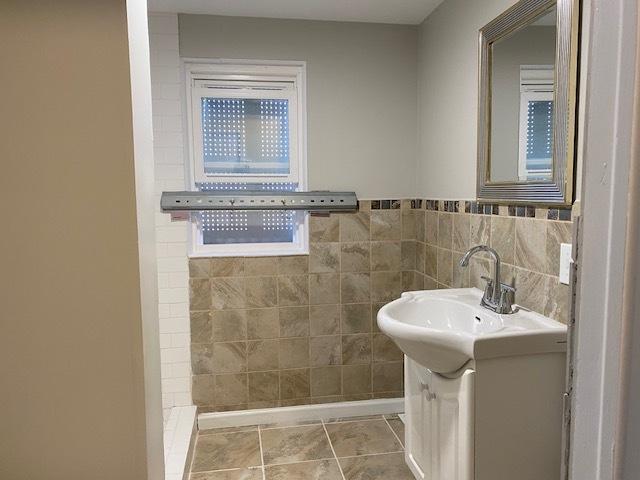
430,370,474,480
405,357,433,479
405,357,474,480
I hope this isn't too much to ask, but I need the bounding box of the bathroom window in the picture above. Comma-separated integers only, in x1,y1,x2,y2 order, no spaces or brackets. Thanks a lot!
185,61,308,257
518,65,554,181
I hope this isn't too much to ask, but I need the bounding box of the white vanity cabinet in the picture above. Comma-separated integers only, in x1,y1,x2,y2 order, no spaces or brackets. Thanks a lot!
404,353,566,480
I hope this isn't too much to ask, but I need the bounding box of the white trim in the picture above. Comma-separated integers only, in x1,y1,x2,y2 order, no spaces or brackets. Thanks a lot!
182,59,309,258
125,1,165,478
197,398,404,430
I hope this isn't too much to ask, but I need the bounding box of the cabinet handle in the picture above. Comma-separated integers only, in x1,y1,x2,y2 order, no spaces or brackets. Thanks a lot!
420,381,437,401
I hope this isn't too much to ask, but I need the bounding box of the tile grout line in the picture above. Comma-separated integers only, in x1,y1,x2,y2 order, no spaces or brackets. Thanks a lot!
321,419,347,480
382,416,404,448
257,425,266,480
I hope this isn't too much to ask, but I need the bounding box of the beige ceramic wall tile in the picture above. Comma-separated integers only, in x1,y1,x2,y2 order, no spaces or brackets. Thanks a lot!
310,366,342,396
340,273,371,303
489,216,515,265
371,241,402,271
191,374,215,407
211,277,246,310
309,273,340,305
245,276,278,308
340,242,370,272
309,243,340,273
211,257,244,277
212,310,247,342
191,343,214,375
247,340,279,371
277,275,309,306
546,221,572,276
215,374,248,406
437,213,453,249
278,255,309,275
341,334,372,365
425,211,439,245
436,248,453,286
515,218,547,272
310,336,341,366
452,214,470,253
401,240,417,271
371,210,401,240
278,306,310,338
246,308,279,339
243,257,278,276
372,334,402,362
279,368,310,400
248,371,279,403
309,305,340,336
342,364,371,394
190,278,212,310
191,311,212,343
370,271,402,302
372,362,403,392
278,338,309,368
213,342,247,374
470,214,491,246
310,215,339,243
339,212,370,242
341,303,372,334
189,258,211,278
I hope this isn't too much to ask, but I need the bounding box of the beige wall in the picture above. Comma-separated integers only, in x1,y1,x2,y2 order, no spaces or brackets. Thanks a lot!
416,0,519,198
178,14,419,199
0,1,152,478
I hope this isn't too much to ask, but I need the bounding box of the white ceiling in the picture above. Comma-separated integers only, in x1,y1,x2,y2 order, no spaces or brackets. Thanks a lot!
148,0,446,25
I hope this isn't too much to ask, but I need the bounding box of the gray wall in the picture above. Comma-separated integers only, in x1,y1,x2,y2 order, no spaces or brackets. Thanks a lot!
416,0,520,198
490,25,556,181
179,15,419,199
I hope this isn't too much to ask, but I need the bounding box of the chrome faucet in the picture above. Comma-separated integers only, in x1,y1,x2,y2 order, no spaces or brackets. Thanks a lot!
459,245,516,314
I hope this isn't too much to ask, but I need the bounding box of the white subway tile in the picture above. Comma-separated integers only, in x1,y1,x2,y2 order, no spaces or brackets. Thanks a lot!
159,316,190,334
158,256,188,273
169,303,190,318
156,225,188,243
166,242,188,258
158,287,188,304
152,98,181,116
168,271,188,288
170,333,191,348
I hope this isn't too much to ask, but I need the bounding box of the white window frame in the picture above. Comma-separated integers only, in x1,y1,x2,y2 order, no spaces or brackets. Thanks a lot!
518,65,554,181
183,59,308,257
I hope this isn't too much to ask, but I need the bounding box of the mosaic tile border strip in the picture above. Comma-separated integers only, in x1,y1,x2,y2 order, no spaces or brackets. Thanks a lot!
409,199,572,221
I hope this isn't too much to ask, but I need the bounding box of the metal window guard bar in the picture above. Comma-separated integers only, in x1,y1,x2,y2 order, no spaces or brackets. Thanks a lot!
160,191,358,212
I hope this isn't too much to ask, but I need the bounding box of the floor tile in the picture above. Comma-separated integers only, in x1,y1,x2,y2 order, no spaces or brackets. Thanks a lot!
265,459,343,479
190,468,263,480
325,419,403,457
260,424,334,465
339,452,414,480
191,431,261,472
386,418,405,446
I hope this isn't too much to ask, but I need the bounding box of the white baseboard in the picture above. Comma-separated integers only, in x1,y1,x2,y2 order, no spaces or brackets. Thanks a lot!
198,398,404,431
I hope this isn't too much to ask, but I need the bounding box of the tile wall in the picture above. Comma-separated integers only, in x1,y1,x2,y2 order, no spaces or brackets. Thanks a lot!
189,201,408,412
149,13,192,420
189,199,573,413
403,200,573,324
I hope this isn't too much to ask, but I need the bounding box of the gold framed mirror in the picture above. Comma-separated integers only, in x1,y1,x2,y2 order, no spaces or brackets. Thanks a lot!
477,0,579,205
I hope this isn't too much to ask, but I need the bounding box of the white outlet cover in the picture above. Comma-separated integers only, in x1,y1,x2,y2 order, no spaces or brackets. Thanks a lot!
559,243,572,285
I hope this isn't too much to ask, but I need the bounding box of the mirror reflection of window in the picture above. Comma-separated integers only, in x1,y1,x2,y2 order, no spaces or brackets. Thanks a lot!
518,66,554,181
488,6,556,183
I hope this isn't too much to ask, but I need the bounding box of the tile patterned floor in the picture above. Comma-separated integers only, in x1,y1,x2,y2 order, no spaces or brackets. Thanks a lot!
189,414,413,479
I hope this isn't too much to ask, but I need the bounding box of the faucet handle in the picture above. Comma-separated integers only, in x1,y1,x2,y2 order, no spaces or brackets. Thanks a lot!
497,283,516,314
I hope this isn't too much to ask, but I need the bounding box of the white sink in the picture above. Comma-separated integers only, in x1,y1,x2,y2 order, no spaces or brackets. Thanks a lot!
377,288,567,374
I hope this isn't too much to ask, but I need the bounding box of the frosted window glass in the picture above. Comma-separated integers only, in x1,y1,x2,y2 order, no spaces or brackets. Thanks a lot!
525,100,553,179
201,98,290,175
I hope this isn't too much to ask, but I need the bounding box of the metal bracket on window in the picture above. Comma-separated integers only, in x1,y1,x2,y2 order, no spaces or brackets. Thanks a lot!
160,191,358,212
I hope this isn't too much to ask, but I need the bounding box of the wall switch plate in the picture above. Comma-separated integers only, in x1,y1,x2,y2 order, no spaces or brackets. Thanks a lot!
559,243,572,285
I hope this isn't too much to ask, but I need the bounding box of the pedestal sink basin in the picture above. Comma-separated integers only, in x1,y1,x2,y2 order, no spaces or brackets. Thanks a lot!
377,288,567,374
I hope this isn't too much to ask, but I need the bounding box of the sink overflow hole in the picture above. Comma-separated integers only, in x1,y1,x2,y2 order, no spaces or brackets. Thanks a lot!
475,316,482,323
